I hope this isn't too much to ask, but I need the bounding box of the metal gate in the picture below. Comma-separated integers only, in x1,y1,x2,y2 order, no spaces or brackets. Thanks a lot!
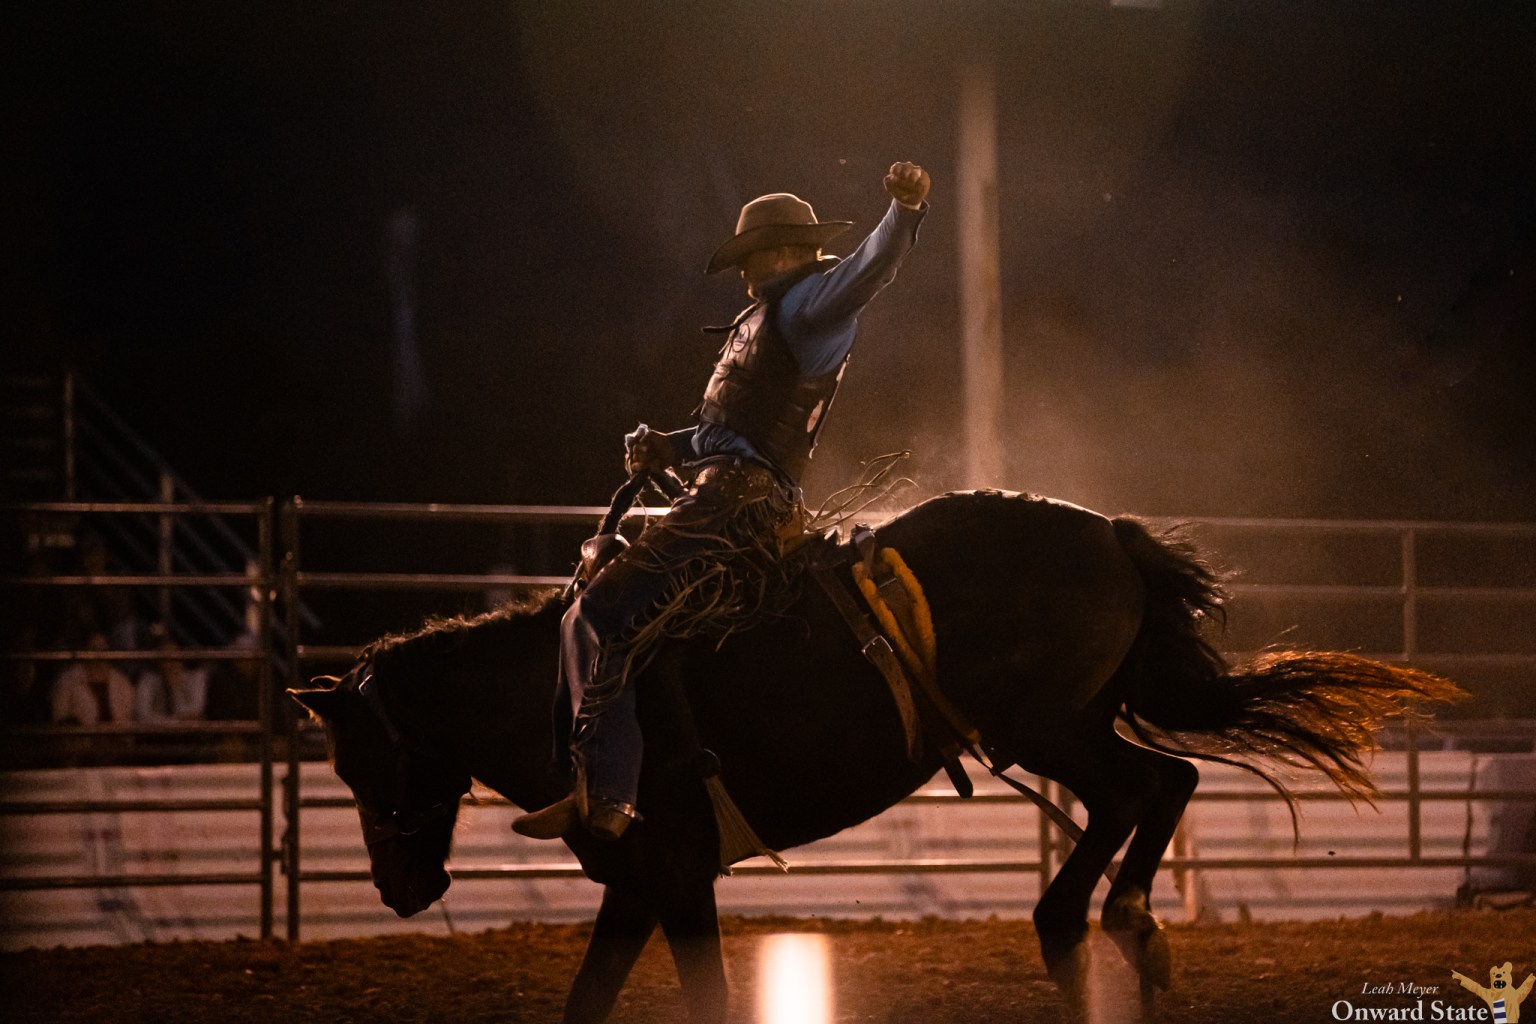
1,498,282,936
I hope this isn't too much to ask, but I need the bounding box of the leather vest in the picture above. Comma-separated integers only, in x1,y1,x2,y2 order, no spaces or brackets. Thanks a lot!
696,294,847,483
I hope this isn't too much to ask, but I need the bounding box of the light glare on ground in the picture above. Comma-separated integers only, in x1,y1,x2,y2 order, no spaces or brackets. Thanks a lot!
757,932,833,1024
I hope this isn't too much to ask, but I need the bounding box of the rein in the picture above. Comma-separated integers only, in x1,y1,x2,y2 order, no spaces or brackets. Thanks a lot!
354,663,464,847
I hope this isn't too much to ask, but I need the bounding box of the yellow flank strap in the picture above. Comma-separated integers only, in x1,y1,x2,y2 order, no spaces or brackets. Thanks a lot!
852,547,937,683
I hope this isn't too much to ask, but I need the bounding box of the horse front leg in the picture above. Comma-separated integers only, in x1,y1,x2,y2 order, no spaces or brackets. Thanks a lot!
563,883,658,1024
656,877,728,1024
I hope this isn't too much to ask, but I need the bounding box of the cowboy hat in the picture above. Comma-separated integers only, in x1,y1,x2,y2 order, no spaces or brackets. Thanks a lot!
705,193,852,274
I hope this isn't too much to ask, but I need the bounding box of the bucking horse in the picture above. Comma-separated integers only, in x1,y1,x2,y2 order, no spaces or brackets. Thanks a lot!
291,488,1462,1022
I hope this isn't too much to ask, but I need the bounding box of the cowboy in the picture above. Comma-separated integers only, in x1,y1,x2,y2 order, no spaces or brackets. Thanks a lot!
514,161,931,842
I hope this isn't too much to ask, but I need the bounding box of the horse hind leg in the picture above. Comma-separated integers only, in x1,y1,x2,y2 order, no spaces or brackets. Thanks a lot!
1027,734,1160,1020
1100,749,1198,1019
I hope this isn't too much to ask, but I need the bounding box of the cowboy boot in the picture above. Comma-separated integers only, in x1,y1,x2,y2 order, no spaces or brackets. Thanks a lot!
512,789,639,842
511,793,581,840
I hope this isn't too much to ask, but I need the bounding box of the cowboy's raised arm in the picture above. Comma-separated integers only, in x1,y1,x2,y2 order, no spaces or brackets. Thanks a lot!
785,162,930,335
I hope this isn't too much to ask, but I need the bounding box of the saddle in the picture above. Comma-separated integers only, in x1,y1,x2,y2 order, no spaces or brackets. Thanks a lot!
804,525,985,799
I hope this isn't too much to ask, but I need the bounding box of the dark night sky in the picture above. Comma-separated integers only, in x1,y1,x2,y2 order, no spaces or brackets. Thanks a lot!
7,1,1534,520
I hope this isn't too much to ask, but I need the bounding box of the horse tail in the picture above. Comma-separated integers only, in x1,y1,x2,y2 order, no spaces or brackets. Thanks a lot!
1108,516,1466,817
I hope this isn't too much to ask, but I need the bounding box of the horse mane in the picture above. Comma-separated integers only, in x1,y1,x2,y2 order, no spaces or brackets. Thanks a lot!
363,589,565,676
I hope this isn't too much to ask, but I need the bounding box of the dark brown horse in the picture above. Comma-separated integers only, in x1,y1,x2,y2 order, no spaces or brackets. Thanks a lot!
291,489,1460,1023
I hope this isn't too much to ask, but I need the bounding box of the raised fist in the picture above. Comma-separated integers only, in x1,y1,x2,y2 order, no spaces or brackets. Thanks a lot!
884,161,931,208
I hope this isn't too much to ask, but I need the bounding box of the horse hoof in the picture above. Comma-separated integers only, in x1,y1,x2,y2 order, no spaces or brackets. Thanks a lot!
1104,923,1171,992
1139,927,1172,991
1103,888,1172,993
1041,937,1091,1016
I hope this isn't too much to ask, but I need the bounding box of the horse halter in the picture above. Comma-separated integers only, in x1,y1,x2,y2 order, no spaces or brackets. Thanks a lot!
353,663,465,847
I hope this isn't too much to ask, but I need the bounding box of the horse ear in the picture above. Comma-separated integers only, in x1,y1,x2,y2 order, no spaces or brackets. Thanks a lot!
288,686,350,722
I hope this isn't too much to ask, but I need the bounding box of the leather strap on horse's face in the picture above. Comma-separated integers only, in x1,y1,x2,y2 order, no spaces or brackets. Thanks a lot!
352,662,463,845
358,796,458,847
358,666,403,746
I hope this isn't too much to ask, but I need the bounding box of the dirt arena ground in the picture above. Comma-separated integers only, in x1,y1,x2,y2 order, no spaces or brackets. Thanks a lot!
5,909,1535,1023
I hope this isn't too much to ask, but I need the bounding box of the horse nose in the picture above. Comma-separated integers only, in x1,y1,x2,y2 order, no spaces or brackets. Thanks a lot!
370,869,419,918
373,869,449,918
379,882,427,918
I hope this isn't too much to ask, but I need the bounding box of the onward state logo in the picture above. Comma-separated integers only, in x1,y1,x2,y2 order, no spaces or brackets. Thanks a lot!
1331,964,1534,1021
1453,964,1535,1024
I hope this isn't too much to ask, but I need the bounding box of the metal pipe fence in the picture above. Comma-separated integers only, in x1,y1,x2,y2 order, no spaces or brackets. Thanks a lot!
0,499,279,937
5,498,1535,942
277,500,1536,938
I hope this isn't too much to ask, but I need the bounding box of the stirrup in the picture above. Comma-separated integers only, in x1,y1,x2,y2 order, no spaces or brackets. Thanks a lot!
584,798,640,842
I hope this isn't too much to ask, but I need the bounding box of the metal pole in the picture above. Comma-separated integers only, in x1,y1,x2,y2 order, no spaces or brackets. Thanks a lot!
257,498,275,940
280,498,303,941
1408,720,1423,862
1174,821,1200,922
62,372,77,501
1036,776,1054,897
1401,528,1422,861
1401,528,1418,663
158,472,175,630
956,48,1007,488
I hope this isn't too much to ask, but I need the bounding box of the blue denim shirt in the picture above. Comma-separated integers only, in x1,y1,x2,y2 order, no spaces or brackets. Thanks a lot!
682,198,927,469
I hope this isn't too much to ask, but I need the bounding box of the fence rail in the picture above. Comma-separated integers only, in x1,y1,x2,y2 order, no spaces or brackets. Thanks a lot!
4,497,1535,942
1,498,280,936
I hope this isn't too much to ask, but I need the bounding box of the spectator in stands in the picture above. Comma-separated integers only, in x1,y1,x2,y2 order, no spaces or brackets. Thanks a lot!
204,627,261,721
4,551,56,724
135,624,208,723
51,632,136,725
61,529,145,652
1,620,52,725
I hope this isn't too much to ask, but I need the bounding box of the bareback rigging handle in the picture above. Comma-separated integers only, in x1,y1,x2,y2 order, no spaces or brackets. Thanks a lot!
598,472,652,537
567,469,687,600
647,467,687,503
598,469,685,533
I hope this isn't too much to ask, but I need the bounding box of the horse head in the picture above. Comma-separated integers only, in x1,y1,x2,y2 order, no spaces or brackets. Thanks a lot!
289,662,469,918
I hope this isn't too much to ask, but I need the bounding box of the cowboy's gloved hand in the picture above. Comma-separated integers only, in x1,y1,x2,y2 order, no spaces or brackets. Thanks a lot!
624,424,676,476
884,161,931,209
